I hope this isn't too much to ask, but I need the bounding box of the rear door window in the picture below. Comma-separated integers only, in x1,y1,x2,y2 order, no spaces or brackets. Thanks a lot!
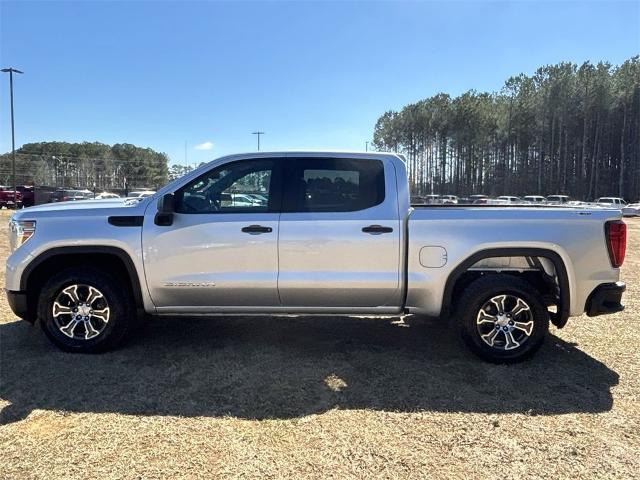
283,158,385,212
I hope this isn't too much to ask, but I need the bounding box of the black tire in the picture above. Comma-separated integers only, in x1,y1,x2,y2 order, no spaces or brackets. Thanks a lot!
38,267,135,353
455,274,549,363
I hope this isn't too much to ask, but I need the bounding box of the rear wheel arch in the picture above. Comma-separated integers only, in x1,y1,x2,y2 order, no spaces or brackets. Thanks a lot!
442,248,571,328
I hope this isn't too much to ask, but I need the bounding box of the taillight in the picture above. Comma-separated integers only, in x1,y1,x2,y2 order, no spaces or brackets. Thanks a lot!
606,220,626,268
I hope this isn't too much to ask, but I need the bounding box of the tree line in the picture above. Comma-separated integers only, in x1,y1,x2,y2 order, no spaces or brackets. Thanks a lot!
0,141,169,190
372,56,640,201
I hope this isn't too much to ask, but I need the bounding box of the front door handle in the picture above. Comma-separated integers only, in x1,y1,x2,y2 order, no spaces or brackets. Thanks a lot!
241,225,273,234
362,225,393,234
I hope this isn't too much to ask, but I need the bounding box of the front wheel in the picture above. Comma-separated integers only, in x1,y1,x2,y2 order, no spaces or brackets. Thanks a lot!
455,275,549,363
38,267,135,352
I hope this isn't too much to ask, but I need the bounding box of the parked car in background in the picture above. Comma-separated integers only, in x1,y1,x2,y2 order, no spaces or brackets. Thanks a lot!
622,203,640,217
0,186,23,209
49,189,90,202
16,186,35,208
470,194,488,204
547,195,571,204
95,192,121,200
523,195,546,204
247,193,268,205
127,190,156,198
78,189,95,199
227,193,263,207
440,195,459,204
497,196,523,204
484,198,510,205
595,197,627,207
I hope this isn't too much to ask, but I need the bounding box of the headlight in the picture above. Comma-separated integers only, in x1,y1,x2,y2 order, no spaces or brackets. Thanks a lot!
9,219,36,252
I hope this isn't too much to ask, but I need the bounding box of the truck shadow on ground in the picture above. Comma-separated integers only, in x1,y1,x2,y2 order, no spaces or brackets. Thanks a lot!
0,315,618,424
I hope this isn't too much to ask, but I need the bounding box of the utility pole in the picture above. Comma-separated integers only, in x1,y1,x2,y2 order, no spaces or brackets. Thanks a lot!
1,67,24,206
252,131,265,151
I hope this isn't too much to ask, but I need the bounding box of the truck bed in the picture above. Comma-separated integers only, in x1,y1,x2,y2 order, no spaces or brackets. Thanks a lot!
405,206,621,317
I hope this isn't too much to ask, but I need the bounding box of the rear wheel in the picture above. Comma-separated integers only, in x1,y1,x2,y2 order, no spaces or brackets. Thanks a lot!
38,267,135,352
455,275,549,363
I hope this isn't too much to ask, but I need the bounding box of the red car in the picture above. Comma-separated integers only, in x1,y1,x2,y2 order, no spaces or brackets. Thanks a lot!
15,186,34,208
0,186,23,209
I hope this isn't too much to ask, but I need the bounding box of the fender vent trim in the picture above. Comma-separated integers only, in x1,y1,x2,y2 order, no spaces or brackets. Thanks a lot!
108,216,144,227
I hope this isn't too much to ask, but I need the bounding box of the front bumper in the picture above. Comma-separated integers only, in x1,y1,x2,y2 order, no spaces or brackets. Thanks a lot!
6,289,30,321
585,282,625,317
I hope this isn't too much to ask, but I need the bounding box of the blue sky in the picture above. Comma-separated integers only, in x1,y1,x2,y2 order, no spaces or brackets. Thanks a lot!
1,1,638,166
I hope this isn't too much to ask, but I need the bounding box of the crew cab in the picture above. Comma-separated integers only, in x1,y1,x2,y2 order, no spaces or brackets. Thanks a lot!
5,152,627,362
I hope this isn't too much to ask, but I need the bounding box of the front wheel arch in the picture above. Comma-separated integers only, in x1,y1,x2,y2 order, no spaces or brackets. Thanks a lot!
22,247,144,320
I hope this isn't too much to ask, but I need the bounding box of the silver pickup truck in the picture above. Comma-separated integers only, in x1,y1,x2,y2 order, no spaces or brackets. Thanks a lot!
5,152,627,362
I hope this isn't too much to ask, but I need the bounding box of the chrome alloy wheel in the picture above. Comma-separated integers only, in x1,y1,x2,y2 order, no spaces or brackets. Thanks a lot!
52,284,111,340
476,294,534,351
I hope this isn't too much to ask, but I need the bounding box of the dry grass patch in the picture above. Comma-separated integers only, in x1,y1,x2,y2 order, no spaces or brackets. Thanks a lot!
1,209,638,479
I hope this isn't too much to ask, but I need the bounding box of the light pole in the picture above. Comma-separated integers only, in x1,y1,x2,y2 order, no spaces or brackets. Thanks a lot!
252,131,265,151
1,67,24,206
365,141,369,152
52,155,59,188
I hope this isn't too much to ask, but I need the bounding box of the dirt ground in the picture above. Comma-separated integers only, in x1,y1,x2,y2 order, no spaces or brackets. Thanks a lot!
0,209,638,479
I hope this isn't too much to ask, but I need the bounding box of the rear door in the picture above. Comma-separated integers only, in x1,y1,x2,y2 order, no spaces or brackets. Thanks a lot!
277,156,402,309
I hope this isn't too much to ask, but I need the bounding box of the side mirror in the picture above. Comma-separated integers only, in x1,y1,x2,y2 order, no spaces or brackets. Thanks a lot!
157,193,175,213
155,193,175,226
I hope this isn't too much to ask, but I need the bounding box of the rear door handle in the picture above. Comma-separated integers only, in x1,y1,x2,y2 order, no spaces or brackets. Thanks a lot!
362,225,393,234
241,225,273,234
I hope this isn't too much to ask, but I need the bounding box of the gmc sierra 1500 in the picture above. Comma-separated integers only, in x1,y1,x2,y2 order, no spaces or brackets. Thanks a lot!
5,152,626,362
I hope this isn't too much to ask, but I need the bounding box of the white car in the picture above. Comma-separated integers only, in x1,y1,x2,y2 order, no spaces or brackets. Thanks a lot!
622,203,640,217
128,190,156,199
246,193,268,205
523,195,546,204
95,192,121,200
233,193,263,205
595,197,627,207
497,196,523,204
484,198,510,205
470,195,489,205
547,195,571,205
439,195,458,204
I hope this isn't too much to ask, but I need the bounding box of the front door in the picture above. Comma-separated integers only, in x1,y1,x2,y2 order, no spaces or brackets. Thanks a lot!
142,158,282,310
277,157,402,309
